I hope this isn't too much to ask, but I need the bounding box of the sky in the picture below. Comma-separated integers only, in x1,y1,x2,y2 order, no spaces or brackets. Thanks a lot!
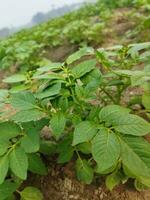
0,0,85,29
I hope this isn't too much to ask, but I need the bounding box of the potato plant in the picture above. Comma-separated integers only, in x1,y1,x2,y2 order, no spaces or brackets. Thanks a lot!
0,43,150,198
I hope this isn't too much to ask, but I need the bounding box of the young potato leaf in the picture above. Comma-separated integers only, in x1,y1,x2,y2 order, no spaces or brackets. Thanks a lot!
36,83,61,99
0,122,21,140
12,109,45,123
120,135,150,179
0,155,9,184
9,146,28,180
66,47,94,65
3,74,26,83
72,121,98,146
28,154,47,175
92,128,120,172
136,177,150,188
37,62,62,72
0,181,18,200
20,187,43,200
105,171,123,191
50,112,66,139
33,73,63,80
76,159,94,184
72,59,97,78
134,179,149,191
21,130,40,153
10,92,37,110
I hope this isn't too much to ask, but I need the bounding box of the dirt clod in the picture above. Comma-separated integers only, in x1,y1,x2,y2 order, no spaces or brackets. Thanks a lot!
26,162,150,200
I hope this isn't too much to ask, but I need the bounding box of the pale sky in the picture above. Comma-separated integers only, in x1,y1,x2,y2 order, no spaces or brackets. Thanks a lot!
0,0,85,28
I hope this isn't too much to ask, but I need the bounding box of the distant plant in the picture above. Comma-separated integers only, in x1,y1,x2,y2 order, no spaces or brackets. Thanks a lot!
0,0,149,72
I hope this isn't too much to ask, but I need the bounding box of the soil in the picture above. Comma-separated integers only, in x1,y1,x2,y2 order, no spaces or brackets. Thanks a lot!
45,41,78,62
25,161,150,200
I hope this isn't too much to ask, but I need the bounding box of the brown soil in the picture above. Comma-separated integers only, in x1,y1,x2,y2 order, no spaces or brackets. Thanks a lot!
25,161,150,200
45,41,78,62
101,8,136,47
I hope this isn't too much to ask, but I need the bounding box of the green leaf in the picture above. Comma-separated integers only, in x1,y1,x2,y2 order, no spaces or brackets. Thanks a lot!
3,74,26,83
92,128,120,172
128,42,150,58
0,155,9,184
21,130,40,153
82,68,102,86
33,73,63,80
77,142,91,154
138,177,150,188
50,112,66,139
120,135,150,179
58,97,68,112
95,163,117,175
66,47,94,65
12,109,45,122
72,59,97,78
10,92,37,110
5,194,16,200
105,171,122,191
76,159,94,184
113,114,150,136
9,146,28,180
0,89,8,102
10,85,30,93
0,122,21,140
36,83,61,99
114,70,150,86
142,92,150,109
99,105,150,136
57,147,74,164
0,140,9,156
39,140,57,155
20,187,43,200
57,134,74,164
99,105,130,122
131,75,150,87
37,62,62,72
28,154,47,175
134,179,149,191
22,119,49,132
0,181,18,200
72,121,98,146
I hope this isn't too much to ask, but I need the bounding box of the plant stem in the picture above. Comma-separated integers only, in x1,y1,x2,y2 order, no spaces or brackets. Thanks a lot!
100,87,116,104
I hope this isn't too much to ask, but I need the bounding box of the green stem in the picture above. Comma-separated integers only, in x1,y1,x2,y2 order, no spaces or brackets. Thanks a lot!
100,87,116,104
75,148,82,162
16,190,21,194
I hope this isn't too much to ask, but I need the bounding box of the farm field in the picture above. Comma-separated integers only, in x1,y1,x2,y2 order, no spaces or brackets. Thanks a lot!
0,0,150,199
